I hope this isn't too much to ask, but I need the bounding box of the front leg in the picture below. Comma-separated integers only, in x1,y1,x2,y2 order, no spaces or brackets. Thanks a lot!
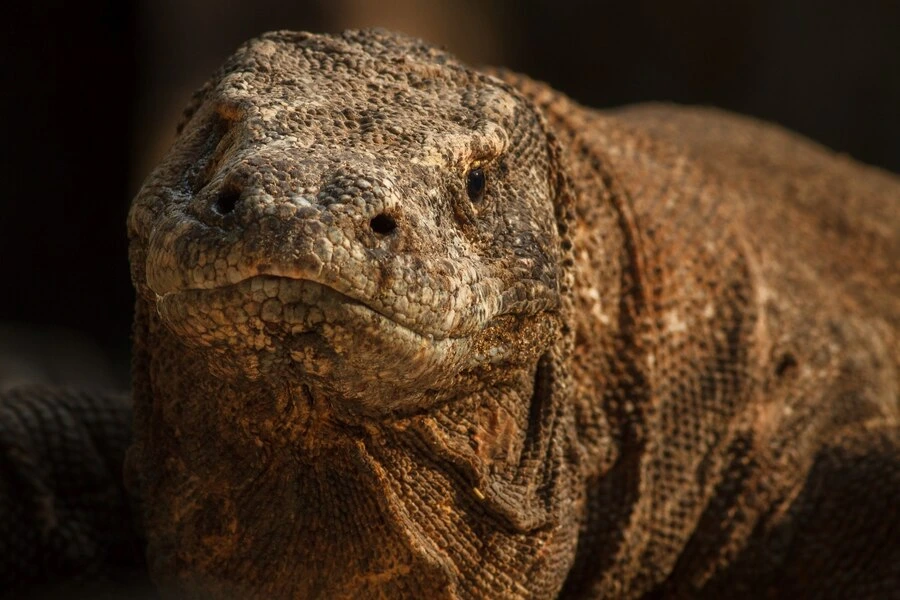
0,385,148,596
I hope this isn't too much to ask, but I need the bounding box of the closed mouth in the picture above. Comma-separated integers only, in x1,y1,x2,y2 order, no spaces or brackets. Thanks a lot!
156,274,455,343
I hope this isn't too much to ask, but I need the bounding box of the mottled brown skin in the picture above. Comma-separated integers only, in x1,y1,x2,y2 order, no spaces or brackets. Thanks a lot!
125,30,899,599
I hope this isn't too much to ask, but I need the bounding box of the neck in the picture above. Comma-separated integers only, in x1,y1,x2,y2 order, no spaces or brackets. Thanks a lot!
128,301,582,599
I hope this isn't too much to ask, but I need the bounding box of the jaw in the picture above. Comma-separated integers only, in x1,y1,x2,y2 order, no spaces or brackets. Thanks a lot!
153,274,558,416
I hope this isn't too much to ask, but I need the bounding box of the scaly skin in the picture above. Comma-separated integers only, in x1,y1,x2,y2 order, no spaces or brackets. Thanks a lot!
0,386,147,596
120,29,898,599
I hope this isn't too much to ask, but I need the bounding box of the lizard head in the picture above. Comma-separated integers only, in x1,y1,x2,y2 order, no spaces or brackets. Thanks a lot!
127,29,579,599
129,29,571,417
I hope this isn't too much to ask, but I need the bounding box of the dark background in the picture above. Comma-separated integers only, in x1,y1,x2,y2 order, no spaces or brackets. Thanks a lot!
1,0,898,388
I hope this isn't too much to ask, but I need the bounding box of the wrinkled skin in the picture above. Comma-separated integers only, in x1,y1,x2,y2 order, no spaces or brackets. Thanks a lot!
127,30,899,599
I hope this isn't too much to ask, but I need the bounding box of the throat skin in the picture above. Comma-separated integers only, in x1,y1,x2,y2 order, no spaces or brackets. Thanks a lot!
126,294,585,599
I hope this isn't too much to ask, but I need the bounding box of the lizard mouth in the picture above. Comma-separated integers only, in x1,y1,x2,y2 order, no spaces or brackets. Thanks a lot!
155,274,450,344
152,273,490,410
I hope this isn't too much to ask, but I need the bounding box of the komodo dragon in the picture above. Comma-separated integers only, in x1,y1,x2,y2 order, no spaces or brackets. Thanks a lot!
1,29,898,599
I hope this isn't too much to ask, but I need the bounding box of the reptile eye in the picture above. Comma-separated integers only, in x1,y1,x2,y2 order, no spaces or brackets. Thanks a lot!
466,168,486,202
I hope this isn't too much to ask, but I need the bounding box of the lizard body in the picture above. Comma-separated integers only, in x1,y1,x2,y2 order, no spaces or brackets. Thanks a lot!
3,29,898,598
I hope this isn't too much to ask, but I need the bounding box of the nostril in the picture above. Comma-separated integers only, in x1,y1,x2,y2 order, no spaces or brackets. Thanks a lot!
370,213,398,235
774,353,798,378
213,185,241,215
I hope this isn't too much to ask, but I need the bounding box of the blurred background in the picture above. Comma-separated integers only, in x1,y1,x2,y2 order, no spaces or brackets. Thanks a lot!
1,0,898,389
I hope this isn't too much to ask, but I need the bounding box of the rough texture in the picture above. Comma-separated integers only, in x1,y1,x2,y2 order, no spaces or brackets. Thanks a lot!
5,28,900,598
0,386,147,597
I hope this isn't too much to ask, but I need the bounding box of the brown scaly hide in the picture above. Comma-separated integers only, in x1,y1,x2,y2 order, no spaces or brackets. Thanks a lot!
506,76,899,598
126,30,899,598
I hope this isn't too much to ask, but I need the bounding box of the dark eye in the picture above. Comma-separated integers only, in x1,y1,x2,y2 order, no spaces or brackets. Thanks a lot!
466,168,486,202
